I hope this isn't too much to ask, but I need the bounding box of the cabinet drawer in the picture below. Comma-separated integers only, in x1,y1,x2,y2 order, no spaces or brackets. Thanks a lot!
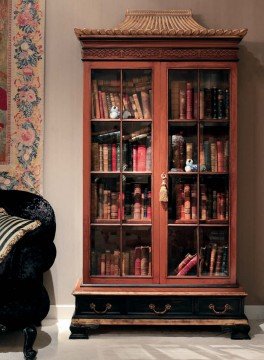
197,298,242,317
127,297,193,316
76,296,125,316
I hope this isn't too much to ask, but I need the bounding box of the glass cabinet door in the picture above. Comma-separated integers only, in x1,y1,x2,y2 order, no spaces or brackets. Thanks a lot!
165,67,231,282
88,68,154,281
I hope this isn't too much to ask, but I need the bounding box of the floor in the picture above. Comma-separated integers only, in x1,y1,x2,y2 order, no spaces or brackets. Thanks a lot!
0,320,264,359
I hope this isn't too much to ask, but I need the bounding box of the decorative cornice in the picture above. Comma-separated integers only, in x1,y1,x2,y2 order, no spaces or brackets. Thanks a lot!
75,9,247,39
82,47,238,61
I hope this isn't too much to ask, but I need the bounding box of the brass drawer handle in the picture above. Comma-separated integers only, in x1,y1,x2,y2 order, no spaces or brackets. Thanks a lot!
209,303,232,315
149,303,171,315
90,303,112,314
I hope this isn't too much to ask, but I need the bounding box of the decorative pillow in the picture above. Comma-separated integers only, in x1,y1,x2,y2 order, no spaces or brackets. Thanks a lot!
0,208,41,262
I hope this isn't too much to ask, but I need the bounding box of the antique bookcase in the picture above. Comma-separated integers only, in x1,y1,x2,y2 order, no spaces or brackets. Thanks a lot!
70,10,249,340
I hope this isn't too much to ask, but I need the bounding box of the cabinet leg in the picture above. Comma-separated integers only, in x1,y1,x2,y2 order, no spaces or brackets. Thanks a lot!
23,326,37,360
231,324,251,340
69,324,89,339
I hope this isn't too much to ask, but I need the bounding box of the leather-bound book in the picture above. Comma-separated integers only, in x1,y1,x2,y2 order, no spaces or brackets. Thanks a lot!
91,251,97,275
122,252,130,276
172,133,185,171
191,184,197,220
179,89,186,119
203,140,211,171
209,243,217,275
210,142,217,172
175,184,184,220
199,90,205,119
217,89,224,119
110,192,118,219
224,140,229,171
186,82,194,120
186,142,193,161
103,190,108,219
98,91,104,118
129,95,139,119
129,249,135,275
184,184,191,220
122,143,128,171
101,92,109,118
108,144,112,171
132,144,138,172
111,143,117,171
103,144,108,171
148,247,152,275
110,254,115,275
105,250,111,275
204,88,212,118
221,246,228,275
116,144,120,171
99,144,103,171
98,184,104,219
134,247,141,275
106,93,112,115
92,79,100,119
133,184,142,220
91,143,100,171
100,253,106,275
141,91,151,119
114,250,120,276
141,246,149,276
217,140,224,172
133,94,143,119
137,145,147,171
225,190,229,220
211,87,218,119
176,253,193,274
224,89,229,119
177,254,197,276
146,135,152,171
170,80,179,119
215,246,223,275
200,184,207,220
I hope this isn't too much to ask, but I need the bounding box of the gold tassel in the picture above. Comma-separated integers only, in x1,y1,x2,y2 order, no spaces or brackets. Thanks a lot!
159,173,168,202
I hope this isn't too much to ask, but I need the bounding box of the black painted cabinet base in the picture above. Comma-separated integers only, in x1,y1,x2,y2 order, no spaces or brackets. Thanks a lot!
70,286,250,340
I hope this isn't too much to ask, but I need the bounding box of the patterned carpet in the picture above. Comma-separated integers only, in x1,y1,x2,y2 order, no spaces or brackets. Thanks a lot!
0,320,264,359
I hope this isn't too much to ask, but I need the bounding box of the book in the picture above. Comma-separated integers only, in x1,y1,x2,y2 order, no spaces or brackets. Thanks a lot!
111,143,117,171
211,87,218,119
184,184,191,220
141,246,149,276
215,246,223,275
186,142,193,161
91,142,100,171
135,246,141,275
176,253,193,274
210,142,217,172
141,91,151,119
186,82,193,120
146,135,152,171
177,254,197,276
132,145,138,171
179,90,186,119
133,94,143,119
224,89,229,119
209,243,217,275
200,184,207,220
191,184,197,220
204,140,211,171
204,88,212,118
217,140,224,172
137,145,147,171
122,252,130,276
129,249,135,275
92,79,100,118
171,134,185,171
101,92,109,118
100,253,106,275
217,89,224,119
199,90,205,119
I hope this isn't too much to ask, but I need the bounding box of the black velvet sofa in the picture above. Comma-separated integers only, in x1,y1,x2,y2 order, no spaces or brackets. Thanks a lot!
0,190,56,359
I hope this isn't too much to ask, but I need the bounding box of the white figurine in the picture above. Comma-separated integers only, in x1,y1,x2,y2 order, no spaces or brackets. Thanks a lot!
185,159,193,172
110,106,120,119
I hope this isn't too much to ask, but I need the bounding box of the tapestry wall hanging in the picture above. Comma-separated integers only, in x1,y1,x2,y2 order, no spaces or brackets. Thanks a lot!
0,0,44,193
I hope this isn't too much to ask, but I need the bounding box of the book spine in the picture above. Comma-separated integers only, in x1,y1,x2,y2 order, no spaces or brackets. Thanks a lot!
98,91,104,118
105,250,111,275
100,253,106,275
92,79,100,119
103,144,108,171
114,250,120,276
122,252,130,276
91,183,98,220
217,140,224,172
134,247,141,275
177,254,197,276
170,80,179,119
133,94,143,119
179,89,186,120
215,246,223,275
210,142,217,172
204,88,212,118
141,91,151,119
224,140,229,171
129,95,139,119
91,142,100,171
199,90,204,119
101,92,109,118
200,184,207,220
133,184,141,220
129,249,135,275
177,253,193,273
175,184,183,220
132,145,138,172
116,144,120,171
98,184,104,218
217,89,224,119
172,134,185,171
221,246,228,275
137,145,146,171
204,140,211,171
110,254,115,275
209,243,217,275
111,143,117,171
186,82,193,120
184,184,191,220
141,246,149,276
211,87,218,119
108,144,112,171
147,191,151,219
110,192,118,219
186,142,193,161
224,89,229,119
191,184,197,220
146,135,152,171
225,190,229,220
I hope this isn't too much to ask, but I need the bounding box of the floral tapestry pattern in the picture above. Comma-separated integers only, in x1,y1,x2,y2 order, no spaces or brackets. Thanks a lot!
0,0,44,192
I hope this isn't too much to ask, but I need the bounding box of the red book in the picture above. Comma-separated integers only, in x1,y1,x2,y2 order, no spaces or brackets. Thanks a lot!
186,82,193,120
137,145,146,171
177,254,197,276
112,144,117,171
133,145,138,171
217,140,224,172
135,247,141,275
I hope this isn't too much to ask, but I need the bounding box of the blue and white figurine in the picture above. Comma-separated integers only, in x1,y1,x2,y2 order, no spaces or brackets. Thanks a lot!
110,106,120,119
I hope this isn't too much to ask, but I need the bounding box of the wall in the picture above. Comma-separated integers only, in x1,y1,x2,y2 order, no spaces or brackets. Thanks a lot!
44,0,264,307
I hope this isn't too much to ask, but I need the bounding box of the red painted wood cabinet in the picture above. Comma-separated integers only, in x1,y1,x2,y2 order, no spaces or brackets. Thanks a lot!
70,10,250,340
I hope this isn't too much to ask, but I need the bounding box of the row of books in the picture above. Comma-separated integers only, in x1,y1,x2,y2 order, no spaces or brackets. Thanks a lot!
123,138,152,172
125,185,151,221
171,81,195,120
200,186,229,221
200,88,229,120
91,183,152,221
92,143,120,171
92,76,152,119
174,244,228,276
91,246,152,276
200,139,229,172
174,184,197,221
